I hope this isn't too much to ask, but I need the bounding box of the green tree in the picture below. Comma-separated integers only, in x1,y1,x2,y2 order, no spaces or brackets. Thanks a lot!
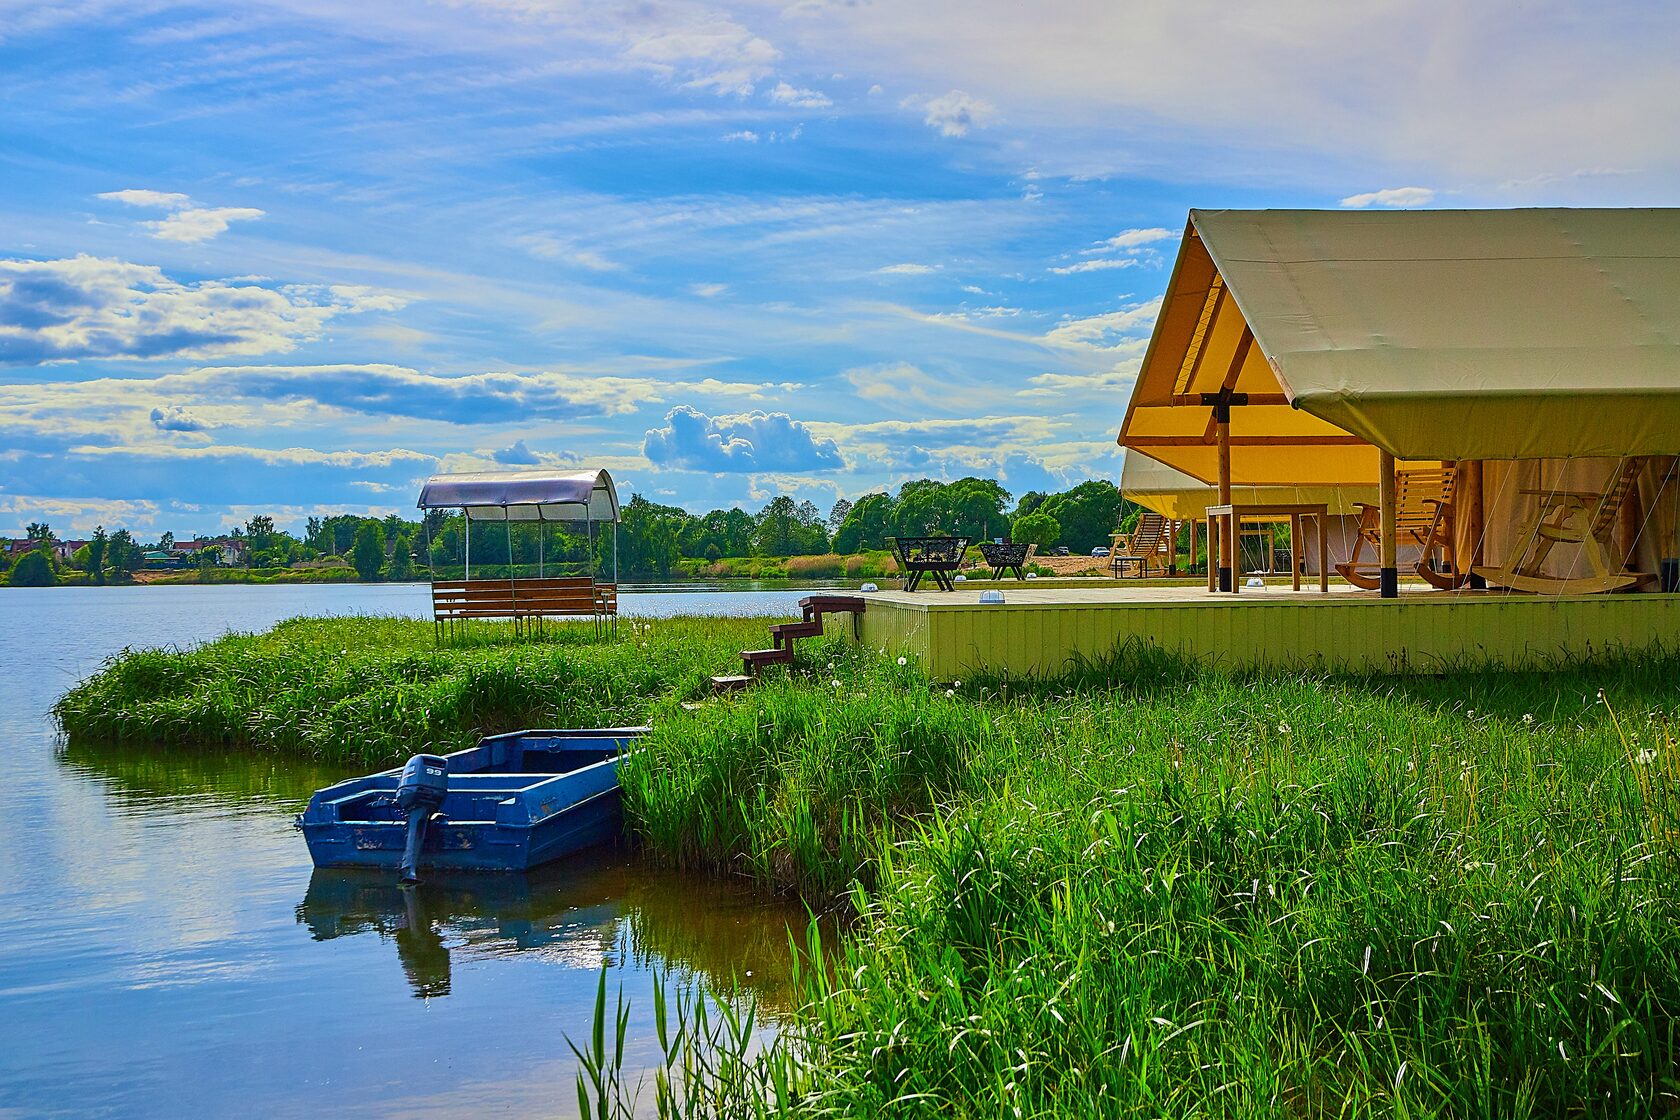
157,531,174,551
943,477,1011,541
826,498,853,534
833,493,893,553
195,546,222,575
25,521,53,543
618,495,684,577
1037,480,1128,553
87,525,108,585
6,550,55,586
387,532,415,581
352,521,386,581
1010,510,1060,550
752,496,825,556
106,530,141,581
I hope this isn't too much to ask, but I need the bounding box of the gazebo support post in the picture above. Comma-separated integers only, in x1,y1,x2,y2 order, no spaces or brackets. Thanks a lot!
1379,450,1399,598
1462,460,1486,589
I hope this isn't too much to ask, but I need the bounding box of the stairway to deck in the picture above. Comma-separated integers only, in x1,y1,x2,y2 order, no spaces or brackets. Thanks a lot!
710,595,866,693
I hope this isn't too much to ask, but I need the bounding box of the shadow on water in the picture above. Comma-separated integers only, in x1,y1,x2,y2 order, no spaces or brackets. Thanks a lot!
296,845,830,1008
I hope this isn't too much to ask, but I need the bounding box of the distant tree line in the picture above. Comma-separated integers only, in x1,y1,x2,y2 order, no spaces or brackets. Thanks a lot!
4,476,1137,586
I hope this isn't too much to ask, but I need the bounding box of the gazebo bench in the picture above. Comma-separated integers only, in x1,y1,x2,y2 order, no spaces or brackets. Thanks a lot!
431,577,617,639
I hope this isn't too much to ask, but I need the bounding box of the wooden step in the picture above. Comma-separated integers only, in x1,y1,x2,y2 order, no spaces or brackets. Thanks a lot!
799,594,866,617
742,648,794,675
708,675,752,693
769,620,823,647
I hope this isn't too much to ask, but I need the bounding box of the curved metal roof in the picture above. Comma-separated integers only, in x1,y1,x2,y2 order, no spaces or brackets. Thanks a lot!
416,469,620,522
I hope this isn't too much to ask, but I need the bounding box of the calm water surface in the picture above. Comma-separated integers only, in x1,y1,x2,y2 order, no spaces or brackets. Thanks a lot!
0,583,826,1119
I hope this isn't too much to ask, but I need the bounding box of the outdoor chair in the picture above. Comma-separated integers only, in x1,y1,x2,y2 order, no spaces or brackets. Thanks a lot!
978,540,1030,581
1111,512,1170,577
891,536,969,591
1473,459,1648,594
1335,467,1464,590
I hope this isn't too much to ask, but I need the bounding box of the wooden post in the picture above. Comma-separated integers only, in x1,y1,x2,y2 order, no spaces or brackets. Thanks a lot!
1379,450,1399,598
1189,517,1199,572
1216,409,1233,591
1462,460,1486,589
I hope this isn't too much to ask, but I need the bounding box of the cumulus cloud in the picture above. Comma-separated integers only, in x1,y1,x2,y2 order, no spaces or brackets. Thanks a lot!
1094,227,1174,251
1340,186,1436,208
493,439,541,464
1051,226,1174,275
0,256,400,365
768,81,831,108
96,188,264,243
149,405,211,432
876,262,938,275
642,405,843,473
622,18,778,96
903,90,995,137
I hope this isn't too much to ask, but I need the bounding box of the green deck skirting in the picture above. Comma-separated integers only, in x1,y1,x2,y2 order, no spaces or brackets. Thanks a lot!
851,587,1680,677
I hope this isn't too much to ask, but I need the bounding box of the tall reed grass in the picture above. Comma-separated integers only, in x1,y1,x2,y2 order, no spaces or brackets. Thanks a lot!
611,640,1680,1116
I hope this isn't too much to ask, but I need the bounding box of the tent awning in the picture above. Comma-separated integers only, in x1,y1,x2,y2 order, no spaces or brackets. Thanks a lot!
1121,451,1376,520
417,469,620,522
1121,207,1680,476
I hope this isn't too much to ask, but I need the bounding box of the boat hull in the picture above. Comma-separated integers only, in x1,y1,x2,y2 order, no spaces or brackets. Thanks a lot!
298,728,645,873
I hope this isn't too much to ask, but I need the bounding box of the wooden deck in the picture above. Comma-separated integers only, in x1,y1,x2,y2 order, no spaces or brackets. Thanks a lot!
849,582,1680,677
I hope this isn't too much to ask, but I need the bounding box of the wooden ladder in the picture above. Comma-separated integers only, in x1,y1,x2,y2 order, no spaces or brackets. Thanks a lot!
710,595,867,693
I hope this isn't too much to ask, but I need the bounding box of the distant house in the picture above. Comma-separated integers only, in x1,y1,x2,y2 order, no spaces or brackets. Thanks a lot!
170,537,248,565
4,538,80,562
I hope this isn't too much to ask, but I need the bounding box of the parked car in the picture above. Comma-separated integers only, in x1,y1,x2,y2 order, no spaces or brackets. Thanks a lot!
1053,546,1070,556
1091,546,1110,557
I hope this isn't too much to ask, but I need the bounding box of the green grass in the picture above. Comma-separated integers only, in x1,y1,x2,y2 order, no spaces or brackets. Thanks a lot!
54,614,775,765
57,616,1680,1115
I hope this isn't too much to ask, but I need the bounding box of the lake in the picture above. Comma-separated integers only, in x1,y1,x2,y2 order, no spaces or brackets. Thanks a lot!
0,582,828,1119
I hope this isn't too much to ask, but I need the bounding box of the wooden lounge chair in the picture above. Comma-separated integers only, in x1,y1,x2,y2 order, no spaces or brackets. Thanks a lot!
1112,512,1169,577
1473,459,1646,595
1335,467,1464,591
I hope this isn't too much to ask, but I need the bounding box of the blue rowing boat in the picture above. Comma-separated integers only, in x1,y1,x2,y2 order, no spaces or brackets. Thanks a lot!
297,727,646,876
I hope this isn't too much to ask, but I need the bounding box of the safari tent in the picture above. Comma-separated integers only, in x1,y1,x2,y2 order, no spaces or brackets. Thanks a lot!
1118,208,1680,596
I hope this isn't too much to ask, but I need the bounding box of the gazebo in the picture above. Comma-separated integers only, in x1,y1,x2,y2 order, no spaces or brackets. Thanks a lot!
416,468,621,638
1119,208,1680,597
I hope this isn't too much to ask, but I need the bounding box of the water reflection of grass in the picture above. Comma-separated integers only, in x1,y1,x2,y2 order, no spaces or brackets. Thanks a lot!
61,736,352,807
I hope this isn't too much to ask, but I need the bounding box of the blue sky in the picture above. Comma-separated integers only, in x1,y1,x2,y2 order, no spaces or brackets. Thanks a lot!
3,1,1678,537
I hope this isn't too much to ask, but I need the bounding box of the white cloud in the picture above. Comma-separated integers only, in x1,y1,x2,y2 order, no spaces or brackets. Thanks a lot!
722,130,760,142
689,282,729,298
843,362,946,408
97,189,192,209
1339,186,1437,209
621,18,779,96
0,256,399,365
903,90,995,137
876,262,938,275
1048,257,1138,275
95,189,264,242
768,81,831,108
643,405,843,473
1042,299,1161,351
513,234,624,271
150,405,212,432
146,206,265,243
1095,227,1174,251
493,439,541,465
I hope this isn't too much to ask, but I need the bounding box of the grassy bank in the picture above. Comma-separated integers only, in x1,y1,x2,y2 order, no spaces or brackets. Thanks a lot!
58,617,1680,1114
55,614,771,764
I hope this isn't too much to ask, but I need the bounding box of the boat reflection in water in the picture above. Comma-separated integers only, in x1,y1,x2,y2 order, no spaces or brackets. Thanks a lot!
296,845,825,1004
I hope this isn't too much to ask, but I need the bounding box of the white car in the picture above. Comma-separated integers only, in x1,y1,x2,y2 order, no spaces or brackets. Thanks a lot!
1091,546,1110,557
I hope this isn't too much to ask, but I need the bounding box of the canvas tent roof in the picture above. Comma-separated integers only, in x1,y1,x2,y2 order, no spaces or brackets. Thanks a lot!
1119,208,1680,483
417,469,620,522
1121,451,1375,520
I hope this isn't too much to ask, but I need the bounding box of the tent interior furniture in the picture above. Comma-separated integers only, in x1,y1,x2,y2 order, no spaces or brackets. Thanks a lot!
1472,457,1649,595
977,541,1031,581
417,469,621,641
891,536,969,592
1207,502,1329,593
1110,513,1172,577
1335,467,1463,591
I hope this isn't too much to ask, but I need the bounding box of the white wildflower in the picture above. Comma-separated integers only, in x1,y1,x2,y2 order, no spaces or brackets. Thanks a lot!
832,679,842,689
1635,748,1657,766
1278,722,1292,735
1523,713,1535,725
897,656,908,666
945,689,955,698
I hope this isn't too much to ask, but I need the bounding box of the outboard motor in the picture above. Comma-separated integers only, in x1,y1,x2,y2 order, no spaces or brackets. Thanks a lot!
396,754,449,883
